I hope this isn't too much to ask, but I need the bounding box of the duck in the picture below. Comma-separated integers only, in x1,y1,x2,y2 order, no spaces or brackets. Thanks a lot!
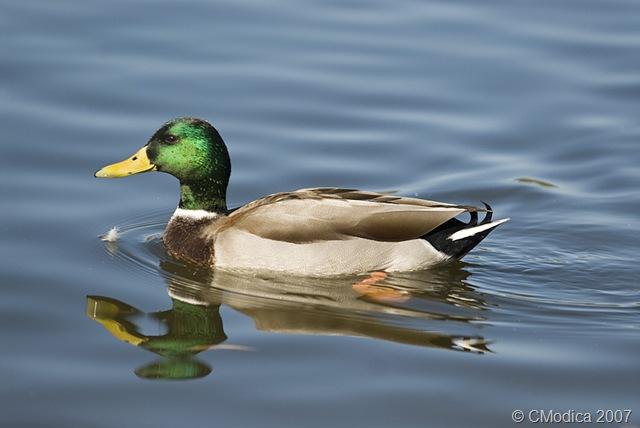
95,117,508,276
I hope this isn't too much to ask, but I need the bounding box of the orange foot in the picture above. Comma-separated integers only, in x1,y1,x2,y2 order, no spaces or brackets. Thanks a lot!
352,271,410,303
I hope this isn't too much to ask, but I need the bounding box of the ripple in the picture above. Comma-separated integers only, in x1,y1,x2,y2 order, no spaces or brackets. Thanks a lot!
99,210,172,279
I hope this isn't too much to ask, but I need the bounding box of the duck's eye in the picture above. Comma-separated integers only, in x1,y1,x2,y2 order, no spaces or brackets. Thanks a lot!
163,135,177,144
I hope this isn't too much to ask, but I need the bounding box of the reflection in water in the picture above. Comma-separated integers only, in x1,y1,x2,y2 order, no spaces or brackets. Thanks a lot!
88,247,493,380
87,295,226,380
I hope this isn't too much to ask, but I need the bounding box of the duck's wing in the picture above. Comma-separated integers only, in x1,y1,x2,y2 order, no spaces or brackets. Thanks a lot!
214,188,483,243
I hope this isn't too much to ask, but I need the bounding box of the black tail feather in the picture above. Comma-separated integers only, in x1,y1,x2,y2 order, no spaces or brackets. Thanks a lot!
468,210,478,226
481,201,492,223
422,202,498,260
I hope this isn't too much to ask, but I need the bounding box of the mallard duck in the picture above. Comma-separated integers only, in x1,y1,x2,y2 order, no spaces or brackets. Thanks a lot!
95,117,508,276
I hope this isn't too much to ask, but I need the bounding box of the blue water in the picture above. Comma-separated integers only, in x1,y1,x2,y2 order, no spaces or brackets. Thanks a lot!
1,1,639,427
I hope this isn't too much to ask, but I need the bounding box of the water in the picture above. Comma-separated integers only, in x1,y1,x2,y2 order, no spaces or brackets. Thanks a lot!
1,0,639,426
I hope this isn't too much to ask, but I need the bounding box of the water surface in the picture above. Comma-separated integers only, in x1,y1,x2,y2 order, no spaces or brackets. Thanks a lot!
1,0,639,427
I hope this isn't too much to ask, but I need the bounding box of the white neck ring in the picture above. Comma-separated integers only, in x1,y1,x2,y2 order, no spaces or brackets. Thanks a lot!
171,207,219,221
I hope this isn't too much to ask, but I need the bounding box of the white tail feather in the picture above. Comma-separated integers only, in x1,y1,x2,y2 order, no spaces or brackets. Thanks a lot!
448,218,510,241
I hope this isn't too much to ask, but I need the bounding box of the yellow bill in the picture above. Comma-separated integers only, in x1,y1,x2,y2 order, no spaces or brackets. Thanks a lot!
86,297,148,346
95,146,156,178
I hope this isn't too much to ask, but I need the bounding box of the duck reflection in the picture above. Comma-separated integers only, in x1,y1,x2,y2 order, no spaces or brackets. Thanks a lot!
87,294,225,380
87,260,491,380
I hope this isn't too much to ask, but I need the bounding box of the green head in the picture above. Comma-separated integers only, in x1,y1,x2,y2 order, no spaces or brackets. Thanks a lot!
95,117,231,212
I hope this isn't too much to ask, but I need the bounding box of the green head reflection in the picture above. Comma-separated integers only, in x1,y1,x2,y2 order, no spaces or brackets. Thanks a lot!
86,296,226,380
134,358,212,380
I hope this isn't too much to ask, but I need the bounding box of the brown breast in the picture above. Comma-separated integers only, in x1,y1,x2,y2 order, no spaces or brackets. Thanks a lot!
163,216,216,267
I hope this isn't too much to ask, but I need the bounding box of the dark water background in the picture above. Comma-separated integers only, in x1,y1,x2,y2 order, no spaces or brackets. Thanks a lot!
1,0,639,427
